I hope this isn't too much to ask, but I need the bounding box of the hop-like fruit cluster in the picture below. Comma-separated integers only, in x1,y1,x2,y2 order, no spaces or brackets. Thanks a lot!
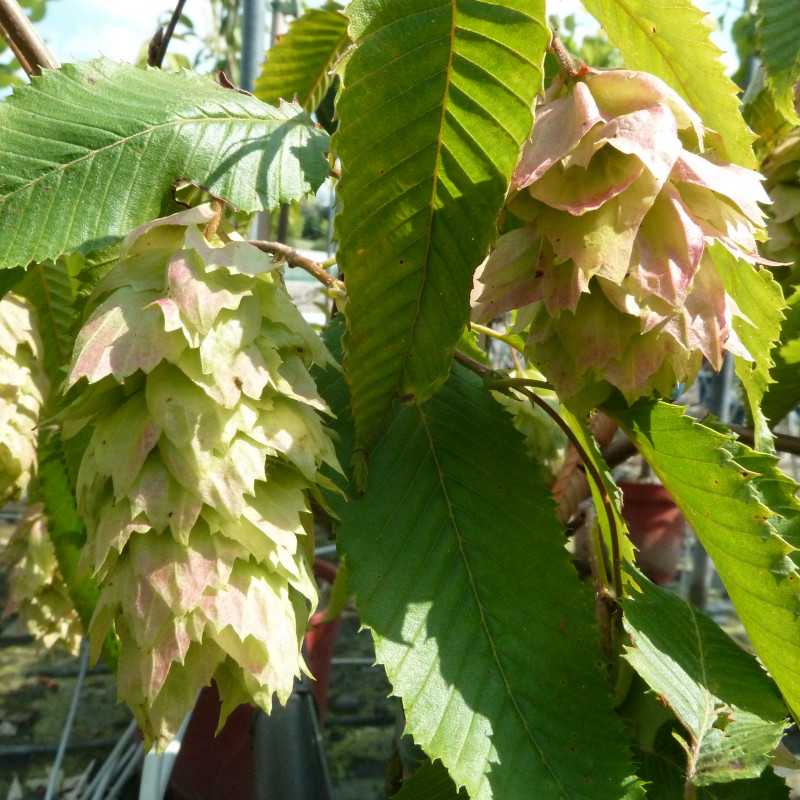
1,504,82,654
762,130,800,270
0,293,48,500
473,69,769,402
65,206,339,747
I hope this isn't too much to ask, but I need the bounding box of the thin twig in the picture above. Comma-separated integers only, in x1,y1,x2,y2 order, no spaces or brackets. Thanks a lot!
548,32,584,81
515,386,623,600
148,0,188,68
488,376,552,392
470,321,525,352
456,351,623,599
0,0,57,75
249,239,345,292
204,198,224,240
454,349,490,376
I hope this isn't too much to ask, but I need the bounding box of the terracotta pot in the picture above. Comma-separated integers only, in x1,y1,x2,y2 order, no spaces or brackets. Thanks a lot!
618,482,685,585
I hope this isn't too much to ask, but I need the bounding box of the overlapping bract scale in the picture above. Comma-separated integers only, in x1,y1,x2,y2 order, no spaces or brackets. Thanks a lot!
65,205,338,747
1,504,82,654
0,293,48,500
472,69,770,401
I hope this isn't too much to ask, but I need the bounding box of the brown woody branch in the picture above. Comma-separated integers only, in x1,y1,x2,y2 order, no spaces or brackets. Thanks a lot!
0,0,57,76
248,240,344,292
148,0,188,68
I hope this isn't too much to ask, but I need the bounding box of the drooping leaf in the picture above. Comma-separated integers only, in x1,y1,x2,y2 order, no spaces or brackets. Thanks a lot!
334,0,549,452
392,760,466,799
636,727,790,799
610,399,800,724
0,59,328,270
763,287,800,424
37,426,98,634
758,0,800,123
339,366,634,800
254,7,350,112
17,258,81,390
623,574,787,786
710,244,786,451
560,405,636,568
579,0,756,167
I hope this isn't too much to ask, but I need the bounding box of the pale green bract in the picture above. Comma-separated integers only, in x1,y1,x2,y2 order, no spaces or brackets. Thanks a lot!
64,205,339,748
0,293,48,501
1,504,82,655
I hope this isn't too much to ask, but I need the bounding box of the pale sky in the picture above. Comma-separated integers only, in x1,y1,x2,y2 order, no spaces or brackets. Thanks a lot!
33,0,739,71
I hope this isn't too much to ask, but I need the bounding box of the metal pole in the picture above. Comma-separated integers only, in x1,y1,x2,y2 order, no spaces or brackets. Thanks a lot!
45,640,89,800
240,0,265,92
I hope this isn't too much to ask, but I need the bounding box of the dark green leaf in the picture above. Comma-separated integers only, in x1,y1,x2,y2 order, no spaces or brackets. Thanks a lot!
392,760,466,799
623,574,787,786
334,0,549,451
339,366,634,800
763,287,800,424
758,0,800,123
254,7,349,112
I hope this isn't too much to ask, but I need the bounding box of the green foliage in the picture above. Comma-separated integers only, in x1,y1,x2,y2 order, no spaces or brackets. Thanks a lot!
36,426,98,635
0,59,328,270
254,7,349,112
579,0,757,167
623,574,787,786
392,760,466,799
16,258,82,391
611,400,800,725
636,726,790,799
338,366,634,800
560,406,636,568
763,287,800,423
710,244,786,450
758,0,800,123
334,0,549,452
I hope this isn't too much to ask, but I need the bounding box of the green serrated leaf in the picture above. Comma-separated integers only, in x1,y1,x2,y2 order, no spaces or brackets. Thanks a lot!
763,287,800,424
623,574,787,786
636,728,790,799
610,399,800,726
37,426,98,635
391,760,466,799
758,0,800,124
334,0,549,452
710,244,786,452
17,259,81,390
254,7,349,112
0,59,328,270
580,0,756,168
561,406,637,568
339,366,634,800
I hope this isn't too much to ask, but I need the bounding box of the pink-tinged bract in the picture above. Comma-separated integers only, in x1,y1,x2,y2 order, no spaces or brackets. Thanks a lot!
65,206,339,748
473,68,769,401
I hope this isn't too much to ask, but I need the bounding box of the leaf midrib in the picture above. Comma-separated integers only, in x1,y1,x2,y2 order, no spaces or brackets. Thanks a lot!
0,114,277,206
400,0,457,393
416,402,568,798
686,603,716,783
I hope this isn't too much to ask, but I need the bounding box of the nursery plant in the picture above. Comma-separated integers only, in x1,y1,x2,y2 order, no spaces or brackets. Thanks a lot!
3,0,800,797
